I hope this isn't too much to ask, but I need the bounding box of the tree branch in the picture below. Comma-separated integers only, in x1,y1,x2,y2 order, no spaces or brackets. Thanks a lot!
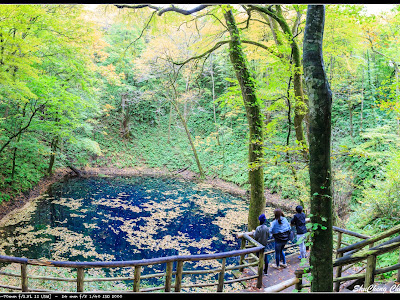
173,40,229,66
292,5,302,36
366,34,399,70
115,4,210,16
122,11,156,56
156,4,210,16
241,40,284,59
173,38,286,67
247,4,280,23
0,103,45,155
115,4,160,11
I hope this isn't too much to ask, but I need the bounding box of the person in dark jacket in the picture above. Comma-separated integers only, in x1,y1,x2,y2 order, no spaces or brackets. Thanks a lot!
254,214,269,274
291,205,307,259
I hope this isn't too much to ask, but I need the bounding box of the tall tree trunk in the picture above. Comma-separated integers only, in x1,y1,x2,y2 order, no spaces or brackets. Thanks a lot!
395,65,400,135
292,40,308,157
210,54,220,146
167,102,173,143
47,136,59,175
11,146,18,181
11,103,28,181
224,9,266,231
283,5,308,159
250,5,308,159
303,5,333,292
360,65,364,132
348,90,354,142
170,99,205,179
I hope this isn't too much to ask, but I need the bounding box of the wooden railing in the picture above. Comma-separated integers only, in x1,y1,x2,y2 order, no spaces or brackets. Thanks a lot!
0,233,265,293
332,225,370,291
261,223,400,292
294,224,400,292
237,231,299,261
237,230,301,293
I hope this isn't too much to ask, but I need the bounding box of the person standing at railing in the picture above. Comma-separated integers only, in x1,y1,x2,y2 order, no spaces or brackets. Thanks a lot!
291,205,308,259
269,208,291,269
254,214,270,275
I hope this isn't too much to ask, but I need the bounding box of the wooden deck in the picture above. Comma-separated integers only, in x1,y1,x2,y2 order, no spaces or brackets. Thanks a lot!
239,252,308,292
240,250,369,293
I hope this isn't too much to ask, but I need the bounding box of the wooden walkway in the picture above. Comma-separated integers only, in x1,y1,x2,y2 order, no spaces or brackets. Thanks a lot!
240,252,309,292
240,250,369,293
234,223,400,293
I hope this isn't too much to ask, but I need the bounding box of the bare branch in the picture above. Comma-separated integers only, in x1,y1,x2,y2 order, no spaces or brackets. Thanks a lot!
156,5,210,16
241,40,284,59
115,4,210,16
173,40,229,66
205,12,228,29
239,5,252,30
122,10,156,56
115,4,160,11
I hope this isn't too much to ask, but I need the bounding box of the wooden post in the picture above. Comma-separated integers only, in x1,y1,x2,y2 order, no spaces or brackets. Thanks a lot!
334,232,343,292
335,231,342,253
165,261,173,292
364,255,377,289
294,269,303,291
334,252,343,292
76,268,84,292
239,238,246,272
397,249,400,283
20,263,28,292
217,258,226,292
257,248,265,289
174,260,183,292
133,266,141,292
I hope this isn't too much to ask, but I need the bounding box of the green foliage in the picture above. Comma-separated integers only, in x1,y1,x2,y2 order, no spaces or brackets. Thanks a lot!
1,6,400,279
348,148,400,229
0,4,102,193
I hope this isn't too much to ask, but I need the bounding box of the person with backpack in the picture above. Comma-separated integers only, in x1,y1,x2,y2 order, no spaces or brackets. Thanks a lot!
254,214,270,274
291,205,308,259
269,208,291,269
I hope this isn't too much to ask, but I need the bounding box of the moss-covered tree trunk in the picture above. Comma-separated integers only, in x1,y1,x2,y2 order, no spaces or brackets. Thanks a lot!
292,41,307,153
224,9,265,231
303,5,333,292
273,5,307,155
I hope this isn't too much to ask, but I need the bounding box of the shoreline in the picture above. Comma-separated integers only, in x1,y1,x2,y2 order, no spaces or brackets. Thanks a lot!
80,166,299,212
0,166,298,223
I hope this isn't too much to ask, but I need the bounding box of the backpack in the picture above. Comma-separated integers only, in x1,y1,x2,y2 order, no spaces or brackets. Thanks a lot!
274,230,290,242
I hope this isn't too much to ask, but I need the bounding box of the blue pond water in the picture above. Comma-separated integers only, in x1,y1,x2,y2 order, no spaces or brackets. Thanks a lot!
0,176,262,287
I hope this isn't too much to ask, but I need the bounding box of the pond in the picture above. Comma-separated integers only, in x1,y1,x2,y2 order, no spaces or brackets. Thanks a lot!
0,175,264,290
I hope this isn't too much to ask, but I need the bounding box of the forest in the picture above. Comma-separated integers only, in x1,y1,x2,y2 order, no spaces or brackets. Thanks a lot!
0,4,399,292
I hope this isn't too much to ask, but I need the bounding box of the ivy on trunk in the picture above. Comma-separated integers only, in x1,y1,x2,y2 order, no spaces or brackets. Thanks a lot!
224,9,266,231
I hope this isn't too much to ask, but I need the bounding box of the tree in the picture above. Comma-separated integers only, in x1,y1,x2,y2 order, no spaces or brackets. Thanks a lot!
0,4,101,188
246,5,309,159
303,4,333,292
223,8,265,230
131,18,206,179
363,6,400,134
115,4,266,229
